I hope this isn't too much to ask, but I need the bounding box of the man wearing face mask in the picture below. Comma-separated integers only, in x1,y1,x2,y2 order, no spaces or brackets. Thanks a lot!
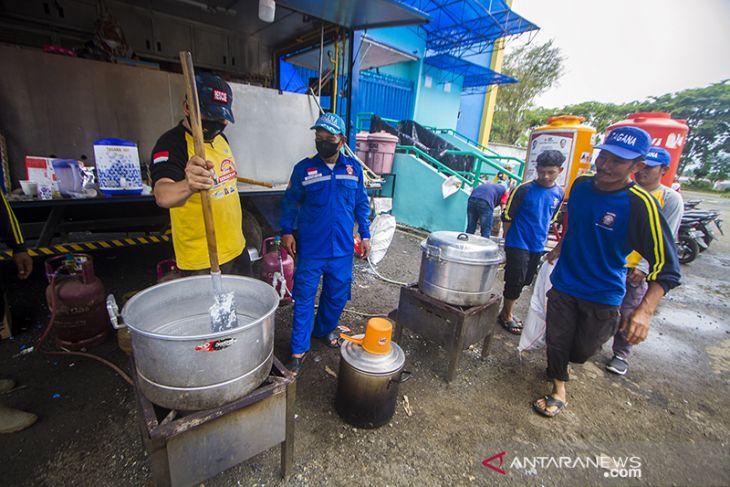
151,72,250,276
280,113,371,374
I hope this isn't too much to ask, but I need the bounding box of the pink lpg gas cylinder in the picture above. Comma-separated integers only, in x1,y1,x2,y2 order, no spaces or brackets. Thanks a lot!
260,237,294,300
606,112,689,187
45,254,110,350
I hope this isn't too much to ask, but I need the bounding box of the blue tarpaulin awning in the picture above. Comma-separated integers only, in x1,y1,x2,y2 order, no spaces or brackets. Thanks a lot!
424,53,517,94
398,0,538,55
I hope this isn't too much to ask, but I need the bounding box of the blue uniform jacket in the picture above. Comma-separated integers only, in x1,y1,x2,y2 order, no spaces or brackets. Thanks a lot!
280,152,371,259
550,176,681,306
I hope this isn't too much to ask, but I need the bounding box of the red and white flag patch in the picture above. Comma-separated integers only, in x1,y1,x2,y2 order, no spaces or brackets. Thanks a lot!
152,151,169,164
212,89,228,103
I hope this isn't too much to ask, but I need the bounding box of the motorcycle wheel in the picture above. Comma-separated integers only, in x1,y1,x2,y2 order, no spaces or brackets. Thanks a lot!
677,236,699,264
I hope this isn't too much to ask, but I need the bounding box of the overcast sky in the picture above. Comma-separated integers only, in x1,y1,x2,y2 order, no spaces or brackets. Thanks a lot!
510,0,730,108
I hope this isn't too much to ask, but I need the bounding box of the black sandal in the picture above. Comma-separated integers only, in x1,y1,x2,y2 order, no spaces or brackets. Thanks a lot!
532,395,567,418
317,329,343,348
317,325,349,348
286,354,306,376
498,315,523,335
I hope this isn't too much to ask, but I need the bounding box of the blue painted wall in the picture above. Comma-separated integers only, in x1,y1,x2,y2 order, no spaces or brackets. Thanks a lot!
456,93,485,140
414,64,463,129
455,50,494,140
389,153,468,232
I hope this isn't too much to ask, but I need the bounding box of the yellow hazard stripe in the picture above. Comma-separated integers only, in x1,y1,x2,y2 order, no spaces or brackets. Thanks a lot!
629,186,665,280
0,234,171,260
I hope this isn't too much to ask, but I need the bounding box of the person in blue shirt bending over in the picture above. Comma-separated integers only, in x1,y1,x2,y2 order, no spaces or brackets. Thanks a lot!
280,113,371,375
533,127,681,418
466,180,506,238
497,150,565,335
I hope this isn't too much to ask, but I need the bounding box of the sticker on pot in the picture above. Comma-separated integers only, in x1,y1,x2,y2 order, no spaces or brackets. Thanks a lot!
195,337,237,352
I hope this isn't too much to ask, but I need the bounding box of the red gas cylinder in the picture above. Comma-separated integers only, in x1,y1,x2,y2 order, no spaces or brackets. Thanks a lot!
606,112,689,187
260,237,294,300
45,254,110,350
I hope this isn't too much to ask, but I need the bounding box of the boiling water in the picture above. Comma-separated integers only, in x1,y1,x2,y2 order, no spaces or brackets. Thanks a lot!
149,312,255,337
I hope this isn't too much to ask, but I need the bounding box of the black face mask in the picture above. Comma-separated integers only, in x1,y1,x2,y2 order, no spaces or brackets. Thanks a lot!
201,119,226,141
316,139,341,159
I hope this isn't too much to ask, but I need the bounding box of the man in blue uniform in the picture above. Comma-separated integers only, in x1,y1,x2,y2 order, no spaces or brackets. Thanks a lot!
533,126,681,417
498,150,565,334
466,181,506,237
280,113,371,374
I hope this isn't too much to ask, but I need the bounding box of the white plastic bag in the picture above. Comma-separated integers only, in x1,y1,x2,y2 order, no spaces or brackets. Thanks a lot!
368,214,396,265
442,175,462,199
518,259,557,352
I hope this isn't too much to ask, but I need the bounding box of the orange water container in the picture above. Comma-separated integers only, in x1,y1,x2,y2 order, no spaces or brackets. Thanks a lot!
525,115,596,196
606,112,689,187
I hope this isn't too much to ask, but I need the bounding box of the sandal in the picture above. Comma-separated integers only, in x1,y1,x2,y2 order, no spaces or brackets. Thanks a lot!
317,329,343,348
317,325,349,348
498,315,523,335
286,354,306,376
532,395,567,418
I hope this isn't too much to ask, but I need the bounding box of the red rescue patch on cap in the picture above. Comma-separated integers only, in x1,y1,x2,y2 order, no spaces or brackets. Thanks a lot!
212,89,228,104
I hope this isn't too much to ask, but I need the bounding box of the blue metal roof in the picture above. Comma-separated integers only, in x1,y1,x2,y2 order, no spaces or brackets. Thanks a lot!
398,0,538,54
424,53,517,94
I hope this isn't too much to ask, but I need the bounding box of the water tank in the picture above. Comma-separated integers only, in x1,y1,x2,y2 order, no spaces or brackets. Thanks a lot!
525,115,596,196
606,112,689,187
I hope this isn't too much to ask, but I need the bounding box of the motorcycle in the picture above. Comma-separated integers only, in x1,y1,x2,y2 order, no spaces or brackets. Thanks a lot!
683,199,702,210
677,219,706,264
682,209,724,250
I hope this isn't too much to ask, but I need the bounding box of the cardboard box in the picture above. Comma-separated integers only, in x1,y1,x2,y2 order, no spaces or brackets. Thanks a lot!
25,156,59,185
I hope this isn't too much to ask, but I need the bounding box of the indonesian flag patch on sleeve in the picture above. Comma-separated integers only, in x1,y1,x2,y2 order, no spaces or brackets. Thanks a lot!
153,151,169,164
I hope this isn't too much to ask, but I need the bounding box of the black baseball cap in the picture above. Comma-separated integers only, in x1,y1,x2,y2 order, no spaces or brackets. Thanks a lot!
195,72,235,123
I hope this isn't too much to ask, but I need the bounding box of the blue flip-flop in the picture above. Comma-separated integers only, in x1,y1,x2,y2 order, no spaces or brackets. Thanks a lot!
532,395,567,417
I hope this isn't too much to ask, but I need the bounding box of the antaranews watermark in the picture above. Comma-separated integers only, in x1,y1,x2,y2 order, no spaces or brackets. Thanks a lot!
478,441,729,486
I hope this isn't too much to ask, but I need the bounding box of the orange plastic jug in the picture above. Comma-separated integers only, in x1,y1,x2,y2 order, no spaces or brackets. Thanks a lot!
340,317,393,355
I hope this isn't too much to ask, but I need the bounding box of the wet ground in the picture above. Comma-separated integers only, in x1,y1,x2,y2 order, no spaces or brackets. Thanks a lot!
1,191,729,486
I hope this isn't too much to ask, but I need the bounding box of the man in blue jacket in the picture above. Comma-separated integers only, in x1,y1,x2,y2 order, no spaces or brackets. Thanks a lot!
280,113,371,374
498,150,565,334
534,126,681,417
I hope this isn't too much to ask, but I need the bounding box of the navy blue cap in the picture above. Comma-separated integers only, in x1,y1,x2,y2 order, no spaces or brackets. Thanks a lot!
311,113,346,135
195,72,234,123
594,126,651,160
644,146,671,167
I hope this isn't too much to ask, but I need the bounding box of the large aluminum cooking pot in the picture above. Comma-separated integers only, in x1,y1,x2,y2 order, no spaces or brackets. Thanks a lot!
106,275,279,411
418,231,503,306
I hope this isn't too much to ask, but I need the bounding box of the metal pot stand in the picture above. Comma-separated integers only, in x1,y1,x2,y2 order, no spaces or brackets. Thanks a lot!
133,356,296,487
394,284,501,382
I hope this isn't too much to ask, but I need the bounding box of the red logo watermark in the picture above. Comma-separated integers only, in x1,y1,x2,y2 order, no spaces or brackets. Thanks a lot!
482,451,507,475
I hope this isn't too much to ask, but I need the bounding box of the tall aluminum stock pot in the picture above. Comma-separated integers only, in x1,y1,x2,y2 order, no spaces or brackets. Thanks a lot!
418,231,503,306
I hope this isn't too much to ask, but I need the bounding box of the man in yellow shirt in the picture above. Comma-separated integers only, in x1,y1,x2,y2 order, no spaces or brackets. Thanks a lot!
606,146,683,376
151,72,249,275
